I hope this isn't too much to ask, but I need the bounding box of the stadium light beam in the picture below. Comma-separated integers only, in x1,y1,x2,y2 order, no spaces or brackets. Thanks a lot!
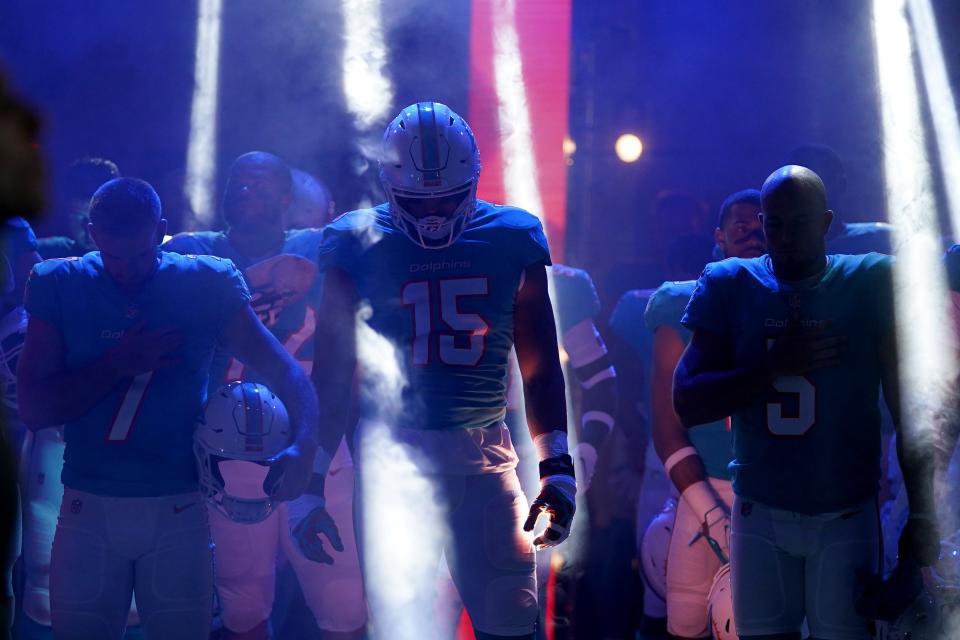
909,0,960,242
491,0,546,221
341,0,393,134
184,0,222,229
873,0,957,539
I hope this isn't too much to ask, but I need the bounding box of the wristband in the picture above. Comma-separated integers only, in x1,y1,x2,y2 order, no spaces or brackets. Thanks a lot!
664,446,698,476
539,454,575,480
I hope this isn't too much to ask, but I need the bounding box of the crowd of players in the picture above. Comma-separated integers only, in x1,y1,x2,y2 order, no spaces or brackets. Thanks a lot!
0,92,957,640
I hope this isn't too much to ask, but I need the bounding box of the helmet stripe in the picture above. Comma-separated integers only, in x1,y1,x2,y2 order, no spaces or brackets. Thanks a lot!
242,383,264,453
417,102,442,185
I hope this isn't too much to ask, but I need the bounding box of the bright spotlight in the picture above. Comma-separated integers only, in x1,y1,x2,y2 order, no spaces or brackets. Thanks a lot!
562,136,577,157
615,133,643,163
184,0,223,228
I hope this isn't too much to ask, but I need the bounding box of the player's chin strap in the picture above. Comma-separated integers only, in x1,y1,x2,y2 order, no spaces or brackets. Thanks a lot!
682,480,730,565
523,431,577,550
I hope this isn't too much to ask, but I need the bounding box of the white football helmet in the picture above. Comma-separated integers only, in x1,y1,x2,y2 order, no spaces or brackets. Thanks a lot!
639,498,677,601
378,101,481,249
707,563,738,640
194,381,293,523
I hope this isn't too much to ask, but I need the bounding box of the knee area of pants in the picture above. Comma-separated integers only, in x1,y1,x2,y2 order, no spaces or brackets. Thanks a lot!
482,492,534,571
471,575,537,637
308,578,367,631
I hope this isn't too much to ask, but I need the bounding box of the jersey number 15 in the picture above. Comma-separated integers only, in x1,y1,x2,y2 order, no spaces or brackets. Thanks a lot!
402,277,490,366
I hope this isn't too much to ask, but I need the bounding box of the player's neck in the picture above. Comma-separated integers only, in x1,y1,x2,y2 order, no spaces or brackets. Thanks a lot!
227,226,285,262
771,254,828,284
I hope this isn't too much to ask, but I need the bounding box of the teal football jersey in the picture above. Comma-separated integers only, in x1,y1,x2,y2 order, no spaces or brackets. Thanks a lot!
550,264,601,336
681,253,895,514
163,229,323,385
24,252,251,497
645,280,732,481
317,200,551,432
609,288,655,402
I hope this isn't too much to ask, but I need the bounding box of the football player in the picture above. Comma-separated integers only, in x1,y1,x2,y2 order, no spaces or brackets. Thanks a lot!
550,264,616,492
646,188,763,639
608,233,715,638
313,102,573,640
284,169,335,231
673,166,939,640
17,178,318,640
163,152,363,640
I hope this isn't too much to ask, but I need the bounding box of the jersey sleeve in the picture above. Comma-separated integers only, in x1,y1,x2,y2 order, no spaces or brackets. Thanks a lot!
516,217,551,270
644,282,691,333
609,290,651,355
865,253,896,337
195,256,252,329
552,265,601,335
23,261,63,327
680,262,732,335
161,233,206,255
0,217,38,258
316,217,363,274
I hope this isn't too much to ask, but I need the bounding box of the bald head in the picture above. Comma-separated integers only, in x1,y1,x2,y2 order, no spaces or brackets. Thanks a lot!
760,165,833,280
222,151,293,231
761,165,828,213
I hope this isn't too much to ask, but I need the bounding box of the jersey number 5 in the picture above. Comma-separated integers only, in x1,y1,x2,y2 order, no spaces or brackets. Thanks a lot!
402,277,489,366
765,339,815,436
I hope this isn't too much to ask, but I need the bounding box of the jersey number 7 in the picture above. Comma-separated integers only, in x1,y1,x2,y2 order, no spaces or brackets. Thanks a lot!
402,277,489,366
106,371,154,441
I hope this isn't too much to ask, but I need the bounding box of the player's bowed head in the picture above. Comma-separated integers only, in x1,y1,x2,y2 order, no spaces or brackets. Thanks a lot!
378,101,481,250
88,177,167,290
759,165,834,282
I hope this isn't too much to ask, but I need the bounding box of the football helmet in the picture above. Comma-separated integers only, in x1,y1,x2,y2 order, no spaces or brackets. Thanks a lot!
707,563,737,640
378,101,481,249
639,498,677,601
195,381,293,523
874,586,959,640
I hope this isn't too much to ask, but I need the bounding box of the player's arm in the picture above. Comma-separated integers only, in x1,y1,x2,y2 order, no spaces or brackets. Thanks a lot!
515,262,574,548
18,314,180,429
311,267,358,458
879,327,940,566
674,321,844,427
283,266,358,565
653,325,729,548
563,318,617,491
219,303,319,502
673,326,769,426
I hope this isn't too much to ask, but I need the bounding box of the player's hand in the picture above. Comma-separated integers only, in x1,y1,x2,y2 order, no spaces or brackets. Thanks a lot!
291,503,344,564
763,321,846,377
263,441,315,501
523,476,576,549
898,513,940,566
105,323,181,377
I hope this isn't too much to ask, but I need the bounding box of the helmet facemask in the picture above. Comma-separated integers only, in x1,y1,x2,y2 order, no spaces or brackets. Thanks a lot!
379,102,481,250
387,182,478,250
